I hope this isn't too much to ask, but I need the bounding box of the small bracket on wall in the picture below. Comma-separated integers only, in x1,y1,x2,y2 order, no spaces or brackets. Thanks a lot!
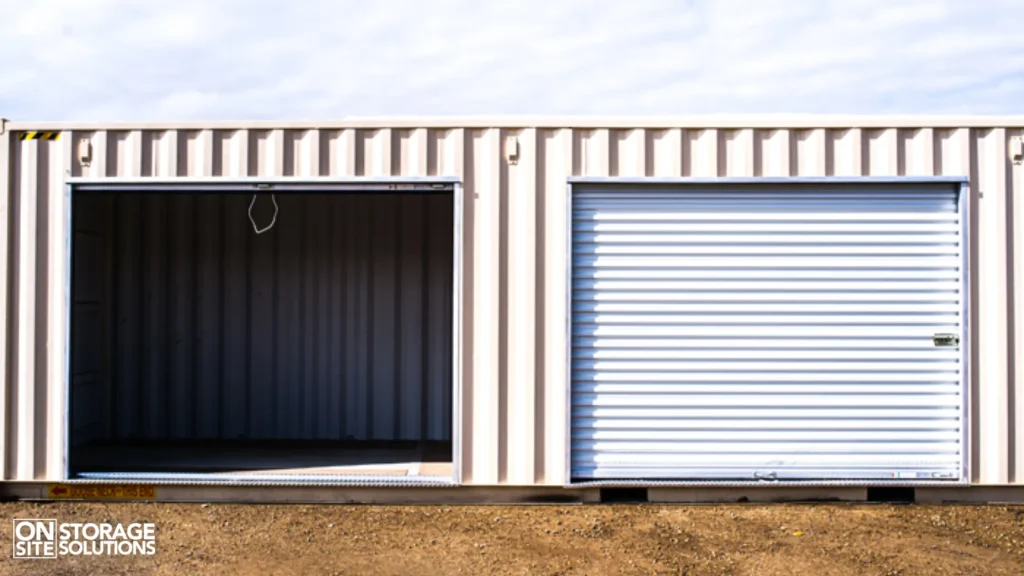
505,136,520,165
1011,136,1023,165
0,118,7,135
78,139,93,168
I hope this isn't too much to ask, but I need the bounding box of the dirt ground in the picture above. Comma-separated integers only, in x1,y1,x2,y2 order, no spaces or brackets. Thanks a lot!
1,502,1023,575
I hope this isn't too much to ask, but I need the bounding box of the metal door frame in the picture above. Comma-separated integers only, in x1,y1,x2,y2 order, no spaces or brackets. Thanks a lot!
62,176,464,487
564,175,971,487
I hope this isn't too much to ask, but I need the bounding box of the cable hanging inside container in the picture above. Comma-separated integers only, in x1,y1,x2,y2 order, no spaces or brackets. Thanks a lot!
248,194,278,234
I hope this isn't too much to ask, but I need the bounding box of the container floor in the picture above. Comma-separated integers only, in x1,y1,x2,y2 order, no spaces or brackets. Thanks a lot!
70,440,453,478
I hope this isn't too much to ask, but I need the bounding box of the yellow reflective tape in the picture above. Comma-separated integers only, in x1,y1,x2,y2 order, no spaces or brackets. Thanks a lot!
48,484,158,500
19,132,61,141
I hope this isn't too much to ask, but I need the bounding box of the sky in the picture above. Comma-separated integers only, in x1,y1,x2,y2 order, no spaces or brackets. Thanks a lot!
1,0,1022,121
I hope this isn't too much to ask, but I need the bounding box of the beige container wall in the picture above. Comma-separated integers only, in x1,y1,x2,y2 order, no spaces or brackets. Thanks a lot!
1,118,1023,486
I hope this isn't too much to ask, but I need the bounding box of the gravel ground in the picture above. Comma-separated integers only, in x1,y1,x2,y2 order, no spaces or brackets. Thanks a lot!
1,502,1023,575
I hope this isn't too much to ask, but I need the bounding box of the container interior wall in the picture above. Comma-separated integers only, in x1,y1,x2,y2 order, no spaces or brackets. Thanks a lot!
70,191,453,446
71,196,113,446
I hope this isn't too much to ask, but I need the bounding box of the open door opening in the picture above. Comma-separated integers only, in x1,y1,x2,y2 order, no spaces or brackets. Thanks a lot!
68,182,458,484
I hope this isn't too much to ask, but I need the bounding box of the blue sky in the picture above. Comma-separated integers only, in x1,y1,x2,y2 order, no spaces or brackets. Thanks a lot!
1,0,1022,121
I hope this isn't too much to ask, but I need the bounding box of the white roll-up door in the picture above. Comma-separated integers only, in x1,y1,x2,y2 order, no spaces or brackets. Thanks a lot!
570,182,966,482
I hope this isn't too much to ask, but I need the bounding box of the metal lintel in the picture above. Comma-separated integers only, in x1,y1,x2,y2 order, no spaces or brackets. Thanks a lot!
67,176,460,184
567,175,970,185
68,176,460,194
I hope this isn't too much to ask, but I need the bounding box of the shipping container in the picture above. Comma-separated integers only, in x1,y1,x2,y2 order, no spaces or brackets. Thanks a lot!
1,116,1023,503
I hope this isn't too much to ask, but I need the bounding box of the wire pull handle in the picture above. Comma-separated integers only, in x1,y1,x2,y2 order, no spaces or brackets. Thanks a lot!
249,194,278,234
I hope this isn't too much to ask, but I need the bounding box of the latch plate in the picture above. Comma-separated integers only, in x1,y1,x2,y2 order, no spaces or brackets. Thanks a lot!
505,136,520,165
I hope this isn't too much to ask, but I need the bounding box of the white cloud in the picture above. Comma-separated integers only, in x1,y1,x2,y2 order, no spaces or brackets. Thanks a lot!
0,0,1022,120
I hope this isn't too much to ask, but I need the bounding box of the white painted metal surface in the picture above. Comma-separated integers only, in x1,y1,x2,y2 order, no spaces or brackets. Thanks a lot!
2,118,1021,487
570,182,966,481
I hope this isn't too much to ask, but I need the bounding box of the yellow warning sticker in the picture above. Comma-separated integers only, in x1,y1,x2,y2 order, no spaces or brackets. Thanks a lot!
18,131,61,140
48,484,157,500
19,131,61,141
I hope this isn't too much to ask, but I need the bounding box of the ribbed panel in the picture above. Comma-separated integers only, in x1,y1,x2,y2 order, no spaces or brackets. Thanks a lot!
3,123,1020,485
70,192,453,443
571,184,965,480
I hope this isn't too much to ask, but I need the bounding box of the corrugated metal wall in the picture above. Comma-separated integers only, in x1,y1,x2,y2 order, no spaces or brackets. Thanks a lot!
1,119,1022,485
70,192,453,444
